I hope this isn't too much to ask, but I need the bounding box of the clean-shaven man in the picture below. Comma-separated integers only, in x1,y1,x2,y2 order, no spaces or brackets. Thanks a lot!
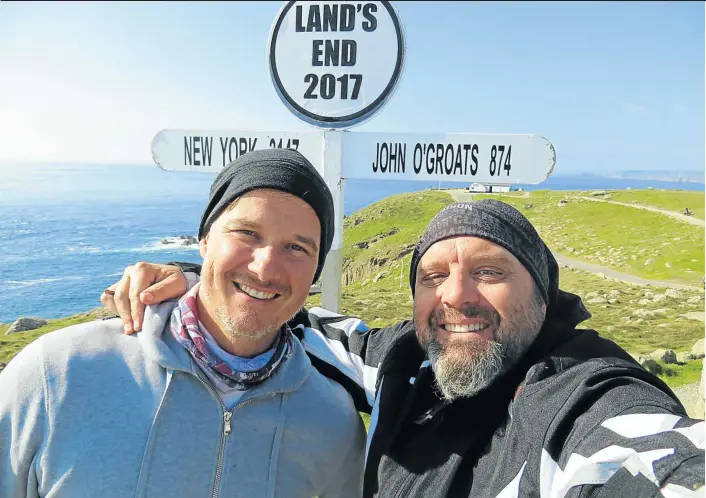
0,148,365,497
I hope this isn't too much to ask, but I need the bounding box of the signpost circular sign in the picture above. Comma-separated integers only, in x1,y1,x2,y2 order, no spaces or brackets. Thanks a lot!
268,1,406,129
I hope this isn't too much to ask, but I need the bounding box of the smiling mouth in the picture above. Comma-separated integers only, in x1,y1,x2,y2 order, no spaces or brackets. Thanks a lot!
234,282,280,301
442,323,489,333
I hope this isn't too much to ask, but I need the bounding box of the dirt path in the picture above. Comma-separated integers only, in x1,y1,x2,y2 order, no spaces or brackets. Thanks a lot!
578,196,705,227
445,190,702,291
447,190,530,202
551,251,702,291
448,190,474,202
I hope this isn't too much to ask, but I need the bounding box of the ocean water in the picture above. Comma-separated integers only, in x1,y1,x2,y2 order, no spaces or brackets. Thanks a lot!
0,163,703,324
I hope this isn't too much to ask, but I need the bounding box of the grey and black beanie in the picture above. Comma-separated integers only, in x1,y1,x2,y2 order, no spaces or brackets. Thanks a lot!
409,198,592,327
409,199,550,304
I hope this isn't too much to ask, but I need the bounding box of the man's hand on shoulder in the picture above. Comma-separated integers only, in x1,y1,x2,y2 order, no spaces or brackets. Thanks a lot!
100,262,188,334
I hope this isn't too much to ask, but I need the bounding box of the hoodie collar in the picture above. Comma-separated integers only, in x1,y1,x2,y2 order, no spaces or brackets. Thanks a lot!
137,301,311,396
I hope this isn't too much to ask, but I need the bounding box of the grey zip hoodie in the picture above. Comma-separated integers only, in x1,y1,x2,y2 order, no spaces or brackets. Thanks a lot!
0,301,365,498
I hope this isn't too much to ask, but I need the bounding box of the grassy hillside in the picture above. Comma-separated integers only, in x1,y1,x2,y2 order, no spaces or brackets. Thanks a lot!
2,189,704,395
471,190,704,286
341,191,454,286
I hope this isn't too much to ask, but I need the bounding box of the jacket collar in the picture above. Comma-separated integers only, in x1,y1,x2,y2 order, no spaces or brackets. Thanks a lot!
137,300,312,397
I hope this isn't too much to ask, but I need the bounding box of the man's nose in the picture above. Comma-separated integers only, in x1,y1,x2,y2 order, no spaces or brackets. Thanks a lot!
439,272,481,310
248,246,279,281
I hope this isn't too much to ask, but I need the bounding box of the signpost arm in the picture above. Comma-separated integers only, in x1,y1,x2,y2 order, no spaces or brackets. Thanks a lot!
320,131,344,313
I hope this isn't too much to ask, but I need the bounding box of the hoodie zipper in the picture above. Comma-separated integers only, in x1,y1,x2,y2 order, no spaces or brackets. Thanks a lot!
225,396,272,434
193,374,228,498
195,372,275,498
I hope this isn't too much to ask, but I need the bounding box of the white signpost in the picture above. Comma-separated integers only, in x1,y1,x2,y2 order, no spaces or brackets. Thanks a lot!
152,129,325,173
268,0,405,129
340,132,556,184
150,1,557,313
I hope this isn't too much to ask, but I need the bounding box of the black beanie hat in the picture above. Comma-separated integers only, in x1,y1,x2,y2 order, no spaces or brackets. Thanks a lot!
409,199,550,303
199,148,335,285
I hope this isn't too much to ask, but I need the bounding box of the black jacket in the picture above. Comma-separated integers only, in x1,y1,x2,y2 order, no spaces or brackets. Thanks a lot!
173,262,704,497
297,309,704,498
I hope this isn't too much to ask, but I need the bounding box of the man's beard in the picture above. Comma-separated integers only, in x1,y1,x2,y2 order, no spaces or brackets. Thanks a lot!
213,304,279,342
200,271,286,343
416,287,545,402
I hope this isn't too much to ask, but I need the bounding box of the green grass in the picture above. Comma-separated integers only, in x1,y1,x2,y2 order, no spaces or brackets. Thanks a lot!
605,189,704,220
341,190,454,286
307,256,415,329
556,266,704,354
658,359,704,389
0,308,112,367
472,191,704,285
360,412,371,430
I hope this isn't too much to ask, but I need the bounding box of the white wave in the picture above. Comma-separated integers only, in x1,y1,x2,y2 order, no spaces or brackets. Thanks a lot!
66,245,102,254
127,242,199,253
3,276,85,289
135,237,200,252
62,239,199,256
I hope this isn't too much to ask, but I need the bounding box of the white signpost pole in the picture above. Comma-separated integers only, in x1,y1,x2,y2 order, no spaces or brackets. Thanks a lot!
320,131,344,312
150,1,558,313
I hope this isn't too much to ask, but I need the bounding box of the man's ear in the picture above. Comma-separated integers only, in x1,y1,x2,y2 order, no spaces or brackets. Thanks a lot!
199,234,208,258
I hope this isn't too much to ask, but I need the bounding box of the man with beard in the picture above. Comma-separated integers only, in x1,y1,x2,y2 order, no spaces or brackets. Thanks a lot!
0,148,365,497
101,199,704,497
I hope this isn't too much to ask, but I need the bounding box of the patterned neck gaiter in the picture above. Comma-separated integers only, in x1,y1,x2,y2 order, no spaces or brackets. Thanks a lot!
170,285,293,391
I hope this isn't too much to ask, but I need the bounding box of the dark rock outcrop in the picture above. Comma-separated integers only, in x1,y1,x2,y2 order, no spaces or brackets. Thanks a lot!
6,317,48,335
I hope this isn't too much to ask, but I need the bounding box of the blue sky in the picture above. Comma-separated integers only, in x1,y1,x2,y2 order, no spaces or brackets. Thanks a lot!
0,1,703,176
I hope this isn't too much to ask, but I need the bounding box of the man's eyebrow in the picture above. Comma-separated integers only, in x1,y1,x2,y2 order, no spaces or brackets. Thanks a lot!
295,235,319,252
417,253,516,274
472,253,516,266
224,218,259,229
416,261,443,276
